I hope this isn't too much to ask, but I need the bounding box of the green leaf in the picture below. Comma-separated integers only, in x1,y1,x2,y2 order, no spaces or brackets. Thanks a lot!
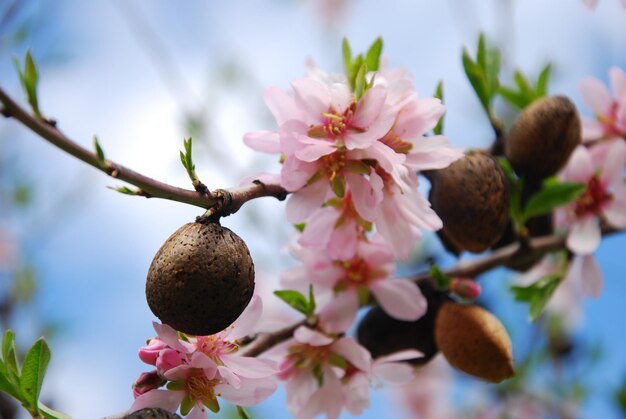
513,70,535,101
20,338,50,410
523,182,586,221
511,273,562,321
308,284,316,314
498,86,528,109
3,330,20,380
354,63,367,102
108,185,140,195
430,264,450,290
535,64,552,97
13,50,41,117
342,38,352,78
93,136,107,169
498,158,524,228
0,366,21,399
38,402,71,419
462,49,488,112
462,34,501,115
433,80,444,135
237,406,252,419
348,54,363,92
274,290,311,316
364,37,383,72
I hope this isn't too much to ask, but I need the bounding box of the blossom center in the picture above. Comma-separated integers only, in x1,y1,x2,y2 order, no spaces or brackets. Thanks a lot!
196,335,238,359
575,174,613,217
186,374,218,401
380,131,413,154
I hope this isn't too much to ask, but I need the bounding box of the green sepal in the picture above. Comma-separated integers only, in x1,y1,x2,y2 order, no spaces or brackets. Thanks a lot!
236,406,251,419
328,353,347,370
330,176,345,198
166,380,185,391
93,136,107,170
294,223,306,233
180,393,195,416
430,264,451,290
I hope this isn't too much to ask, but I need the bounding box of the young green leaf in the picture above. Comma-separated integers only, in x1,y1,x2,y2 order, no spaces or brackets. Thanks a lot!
523,182,586,221
38,402,72,419
511,273,562,321
0,367,21,400
20,338,51,410
237,406,252,419
462,34,501,117
342,38,352,78
13,50,42,117
535,64,552,97
430,264,451,290
354,63,367,102
93,136,107,170
364,37,383,72
274,290,311,316
108,185,141,195
308,284,316,314
498,158,524,230
433,80,444,135
2,330,20,381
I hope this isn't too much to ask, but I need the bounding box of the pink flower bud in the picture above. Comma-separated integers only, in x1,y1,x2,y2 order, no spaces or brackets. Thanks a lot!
450,278,481,301
155,347,184,373
138,338,167,365
132,370,166,398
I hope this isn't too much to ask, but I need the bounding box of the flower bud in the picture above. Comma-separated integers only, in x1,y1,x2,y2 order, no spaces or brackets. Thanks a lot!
449,278,481,301
132,370,167,398
146,221,255,336
505,95,581,180
138,338,166,366
428,151,509,254
435,301,514,383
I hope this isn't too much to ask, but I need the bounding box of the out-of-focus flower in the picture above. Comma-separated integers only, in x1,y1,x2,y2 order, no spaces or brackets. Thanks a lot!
580,67,626,141
555,140,626,255
129,297,277,418
132,371,167,398
283,237,427,333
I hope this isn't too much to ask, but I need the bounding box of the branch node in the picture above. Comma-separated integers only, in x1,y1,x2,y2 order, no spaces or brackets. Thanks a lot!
0,107,10,118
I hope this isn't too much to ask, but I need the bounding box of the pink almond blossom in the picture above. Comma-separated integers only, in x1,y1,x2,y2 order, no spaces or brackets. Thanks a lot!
580,66,626,141
555,140,626,255
129,296,277,417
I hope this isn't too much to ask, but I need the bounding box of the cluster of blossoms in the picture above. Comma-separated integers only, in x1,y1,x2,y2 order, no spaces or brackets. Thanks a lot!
129,297,278,418
550,67,626,298
242,45,464,417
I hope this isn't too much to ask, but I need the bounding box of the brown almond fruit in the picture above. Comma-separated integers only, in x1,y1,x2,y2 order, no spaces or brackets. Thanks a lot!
505,95,581,180
434,301,514,383
146,221,255,336
428,151,509,254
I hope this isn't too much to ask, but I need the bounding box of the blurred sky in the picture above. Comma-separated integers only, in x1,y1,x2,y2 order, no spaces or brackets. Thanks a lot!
1,0,626,418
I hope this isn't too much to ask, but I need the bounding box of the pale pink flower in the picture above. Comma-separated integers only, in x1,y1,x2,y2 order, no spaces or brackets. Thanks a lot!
270,326,371,419
555,140,626,255
129,297,278,417
580,67,626,141
284,238,427,333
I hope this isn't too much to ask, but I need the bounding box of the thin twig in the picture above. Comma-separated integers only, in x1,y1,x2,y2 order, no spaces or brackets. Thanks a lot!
0,87,288,216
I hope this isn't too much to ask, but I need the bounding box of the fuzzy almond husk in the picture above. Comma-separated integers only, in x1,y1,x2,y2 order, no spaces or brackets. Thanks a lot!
428,151,509,254
505,95,581,181
146,221,255,336
435,301,514,383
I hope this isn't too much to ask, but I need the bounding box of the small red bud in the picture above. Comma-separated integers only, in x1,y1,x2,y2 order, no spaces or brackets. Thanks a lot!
450,278,481,301
132,370,166,398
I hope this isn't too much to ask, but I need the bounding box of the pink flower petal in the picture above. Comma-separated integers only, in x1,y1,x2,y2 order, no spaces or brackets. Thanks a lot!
580,77,612,116
346,174,378,222
326,218,359,260
610,67,626,99
561,145,594,183
372,361,415,384
243,131,281,154
217,365,242,389
582,118,606,141
571,254,603,297
566,216,601,255
345,373,370,415
152,322,194,353
293,326,333,346
291,78,330,122
329,82,352,112
298,370,344,419
216,377,278,406
220,355,277,378
318,290,359,334
298,206,337,249
604,183,626,228
405,135,464,171
594,140,626,186
129,389,183,414
374,349,424,364
331,338,371,372
263,86,300,126
224,295,263,341
285,180,329,224
280,156,318,191
351,85,386,127
294,140,337,162
370,280,427,321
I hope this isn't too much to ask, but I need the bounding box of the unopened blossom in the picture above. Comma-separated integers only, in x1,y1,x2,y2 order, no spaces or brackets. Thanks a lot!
580,66,626,141
282,237,427,333
555,140,626,255
129,297,277,418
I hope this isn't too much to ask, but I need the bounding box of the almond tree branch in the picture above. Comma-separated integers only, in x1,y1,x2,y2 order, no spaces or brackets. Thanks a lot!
0,87,287,216
239,226,622,355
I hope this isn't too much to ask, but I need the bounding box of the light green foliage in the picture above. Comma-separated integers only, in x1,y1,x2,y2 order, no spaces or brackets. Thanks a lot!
13,50,42,118
433,80,444,135
511,273,563,321
523,180,586,221
462,34,501,116
499,64,552,109
342,37,383,99
0,330,69,419
93,136,107,170
274,285,316,318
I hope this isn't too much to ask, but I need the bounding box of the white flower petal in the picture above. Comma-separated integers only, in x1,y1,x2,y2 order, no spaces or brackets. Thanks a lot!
566,217,601,255
318,290,359,334
370,280,427,321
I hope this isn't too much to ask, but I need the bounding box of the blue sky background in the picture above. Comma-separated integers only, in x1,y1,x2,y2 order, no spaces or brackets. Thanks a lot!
1,1,626,418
